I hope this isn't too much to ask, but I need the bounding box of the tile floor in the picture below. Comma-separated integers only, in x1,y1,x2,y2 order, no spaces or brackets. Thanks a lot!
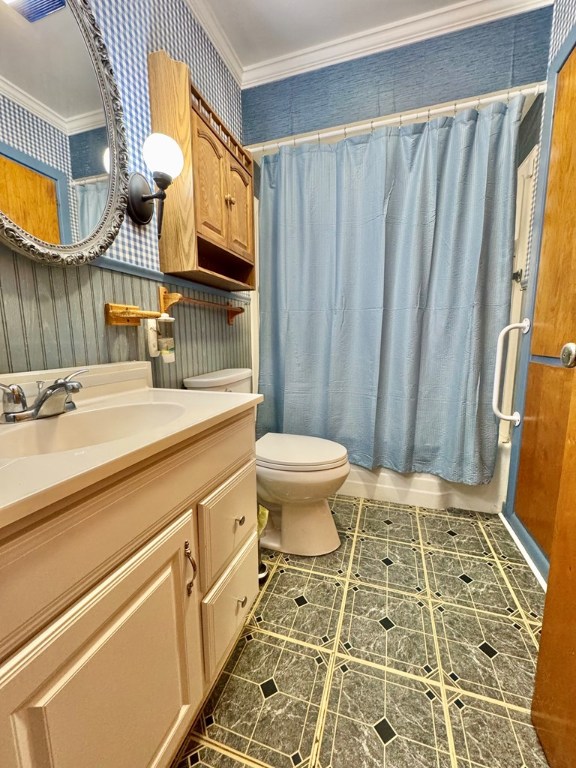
172,496,548,768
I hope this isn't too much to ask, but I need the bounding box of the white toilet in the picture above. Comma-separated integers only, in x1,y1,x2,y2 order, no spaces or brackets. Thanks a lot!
183,369,350,557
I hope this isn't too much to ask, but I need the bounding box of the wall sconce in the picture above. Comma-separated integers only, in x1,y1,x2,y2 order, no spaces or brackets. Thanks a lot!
127,133,184,239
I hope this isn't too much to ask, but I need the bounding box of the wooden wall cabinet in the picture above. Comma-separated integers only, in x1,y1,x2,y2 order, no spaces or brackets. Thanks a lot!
149,51,255,292
0,412,258,767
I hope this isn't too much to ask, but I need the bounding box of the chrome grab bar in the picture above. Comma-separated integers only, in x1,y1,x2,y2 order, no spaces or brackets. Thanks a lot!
492,318,531,427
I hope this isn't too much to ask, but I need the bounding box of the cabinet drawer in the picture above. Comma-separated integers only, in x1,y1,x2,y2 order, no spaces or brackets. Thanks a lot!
0,412,255,662
198,461,257,590
201,533,258,681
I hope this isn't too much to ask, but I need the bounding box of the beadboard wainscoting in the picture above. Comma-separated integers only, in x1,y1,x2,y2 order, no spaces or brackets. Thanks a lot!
0,245,251,388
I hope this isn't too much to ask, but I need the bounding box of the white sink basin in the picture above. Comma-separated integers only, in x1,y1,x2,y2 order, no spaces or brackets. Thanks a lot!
0,402,186,458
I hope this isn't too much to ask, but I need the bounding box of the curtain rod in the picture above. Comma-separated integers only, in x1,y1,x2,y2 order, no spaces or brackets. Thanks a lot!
247,82,546,155
71,173,109,185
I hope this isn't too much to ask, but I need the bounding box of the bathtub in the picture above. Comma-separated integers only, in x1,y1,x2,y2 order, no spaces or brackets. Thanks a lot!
340,440,511,514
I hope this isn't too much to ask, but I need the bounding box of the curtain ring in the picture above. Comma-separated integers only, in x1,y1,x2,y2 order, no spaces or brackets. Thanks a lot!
476,97,481,112
292,136,296,148
399,113,403,127
344,126,348,139
453,102,457,117
427,107,431,122
506,89,511,104
370,120,375,134
317,131,321,145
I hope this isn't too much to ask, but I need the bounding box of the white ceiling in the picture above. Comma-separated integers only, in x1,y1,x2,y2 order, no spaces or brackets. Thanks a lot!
187,0,553,87
0,3,104,132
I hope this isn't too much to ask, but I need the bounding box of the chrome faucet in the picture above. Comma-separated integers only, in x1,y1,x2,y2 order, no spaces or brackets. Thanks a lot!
0,369,88,423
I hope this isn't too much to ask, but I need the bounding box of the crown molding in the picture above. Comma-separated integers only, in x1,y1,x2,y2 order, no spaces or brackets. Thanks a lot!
182,0,243,85
0,74,68,133
67,109,106,134
239,0,553,88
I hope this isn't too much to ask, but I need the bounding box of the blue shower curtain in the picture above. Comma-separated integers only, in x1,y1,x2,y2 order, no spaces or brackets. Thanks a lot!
258,98,524,485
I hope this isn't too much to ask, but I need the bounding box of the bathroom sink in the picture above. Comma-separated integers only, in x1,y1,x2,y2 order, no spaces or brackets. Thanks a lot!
0,402,186,458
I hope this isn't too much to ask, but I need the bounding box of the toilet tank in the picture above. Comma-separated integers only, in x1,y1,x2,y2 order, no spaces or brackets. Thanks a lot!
183,368,252,393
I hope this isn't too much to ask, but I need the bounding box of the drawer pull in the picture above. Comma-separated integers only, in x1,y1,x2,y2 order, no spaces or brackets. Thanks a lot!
237,595,248,608
184,540,198,596
235,515,246,526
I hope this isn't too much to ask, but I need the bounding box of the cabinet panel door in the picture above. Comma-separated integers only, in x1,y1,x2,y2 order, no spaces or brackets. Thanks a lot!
202,533,258,681
192,112,228,249
227,157,254,262
198,461,257,590
0,512,203,768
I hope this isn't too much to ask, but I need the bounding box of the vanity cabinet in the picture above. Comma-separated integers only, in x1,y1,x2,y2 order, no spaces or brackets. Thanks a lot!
0,410,258,767
148,50,255,292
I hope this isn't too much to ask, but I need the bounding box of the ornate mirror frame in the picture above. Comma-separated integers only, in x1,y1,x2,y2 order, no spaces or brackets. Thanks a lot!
0,0,129,266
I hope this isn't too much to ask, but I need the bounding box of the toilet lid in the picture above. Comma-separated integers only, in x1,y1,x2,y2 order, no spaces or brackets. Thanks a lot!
256,433,348,472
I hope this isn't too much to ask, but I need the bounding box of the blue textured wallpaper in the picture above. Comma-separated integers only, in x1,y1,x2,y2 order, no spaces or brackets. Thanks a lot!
69,126,108,179
242,7,553,145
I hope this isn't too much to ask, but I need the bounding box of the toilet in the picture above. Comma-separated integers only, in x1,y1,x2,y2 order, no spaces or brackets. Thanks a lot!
183,369,350,557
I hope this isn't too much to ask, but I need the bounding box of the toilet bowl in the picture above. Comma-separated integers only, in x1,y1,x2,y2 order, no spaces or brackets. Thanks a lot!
183,369,350,557
256,432,350,556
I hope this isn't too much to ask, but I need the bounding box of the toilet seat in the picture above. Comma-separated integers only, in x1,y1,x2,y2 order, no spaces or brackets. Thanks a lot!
256,433,348,472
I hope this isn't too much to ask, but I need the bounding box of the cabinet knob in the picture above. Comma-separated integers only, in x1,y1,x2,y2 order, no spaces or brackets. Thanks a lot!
229,197,236,206
235,515,246,526
224,193,232,205
237,596,248,608
184,540,198,596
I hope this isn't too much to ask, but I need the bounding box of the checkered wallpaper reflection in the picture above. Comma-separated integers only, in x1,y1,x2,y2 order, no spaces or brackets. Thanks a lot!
550,0,576,60
89,0,243,271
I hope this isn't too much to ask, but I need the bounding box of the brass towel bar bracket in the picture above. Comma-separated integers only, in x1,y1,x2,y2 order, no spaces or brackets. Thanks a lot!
158,286,244,325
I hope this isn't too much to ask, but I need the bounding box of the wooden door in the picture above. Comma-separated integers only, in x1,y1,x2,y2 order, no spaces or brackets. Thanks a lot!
191,111,228,249
227,156,254,262
527,42,576,766
515,44,576,557
0,154,60,243
0,511,204,768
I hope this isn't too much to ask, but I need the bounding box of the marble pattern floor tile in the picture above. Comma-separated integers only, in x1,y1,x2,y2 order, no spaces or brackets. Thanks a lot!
433,604,538,708
172,497,548,768
448,693,548,768
358,504,420,543
264,534,355,578
249,568,343,648
351,537,426,594
419,514,492,558
193,632,326,768
319,661,452,768
424,550,520,617
339,583,439,678
329,495,361,533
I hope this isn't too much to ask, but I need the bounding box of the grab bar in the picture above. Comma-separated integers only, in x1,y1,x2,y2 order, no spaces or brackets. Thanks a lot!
492,318,531,426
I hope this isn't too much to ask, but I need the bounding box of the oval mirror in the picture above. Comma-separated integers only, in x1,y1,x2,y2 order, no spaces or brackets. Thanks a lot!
0,0,128,265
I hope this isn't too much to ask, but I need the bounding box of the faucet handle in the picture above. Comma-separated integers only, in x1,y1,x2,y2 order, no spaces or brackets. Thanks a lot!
0,382,27,413
63,368,89,383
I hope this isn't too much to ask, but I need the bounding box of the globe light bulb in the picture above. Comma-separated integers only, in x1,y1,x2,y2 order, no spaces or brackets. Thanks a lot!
142,133,184,180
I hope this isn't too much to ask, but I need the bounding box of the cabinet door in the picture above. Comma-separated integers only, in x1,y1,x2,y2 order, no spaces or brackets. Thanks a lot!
0,511,203,768
191,111,228,249
227,157,254,262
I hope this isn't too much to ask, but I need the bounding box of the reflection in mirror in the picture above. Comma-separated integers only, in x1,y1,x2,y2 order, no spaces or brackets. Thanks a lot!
0,0,109,246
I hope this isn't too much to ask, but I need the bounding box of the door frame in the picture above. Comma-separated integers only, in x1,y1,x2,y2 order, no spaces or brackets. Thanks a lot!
505,26,576,582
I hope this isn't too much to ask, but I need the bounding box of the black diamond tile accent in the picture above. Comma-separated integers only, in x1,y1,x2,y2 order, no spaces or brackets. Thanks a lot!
343,641,352,650
479,641,498,659
315,655,324,665
337,569,344,574
417,601,424,607
246,633,253,641
454,699,465,710
513,623,522,630
291,752,302,766
416,586,423,592
506,607,515,614
352,586,359,592
354,572,361,578
449,672,459,681
255,615,263,623
279,568,286,573
459,573,473,584
530,611,538,618
423,664,433,674
382,557,394,566
379,616,395,631
447,530,458,537
294,595,308,607
335,581,341,587
322,635,330,643
426,689,436,700
205,714,214,726
341,664,349,673
374,717,397,745
190,753,200,765
384,519,393,526
437,606,445,613
435,591,442,597
260,679,278,699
